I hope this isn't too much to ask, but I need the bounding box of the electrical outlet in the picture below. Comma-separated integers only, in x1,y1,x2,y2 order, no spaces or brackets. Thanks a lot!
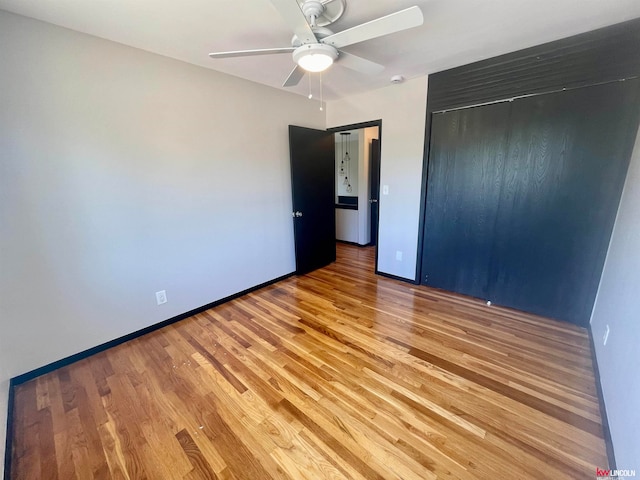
396,250,403,261
603,324,610,346
156,290,167,305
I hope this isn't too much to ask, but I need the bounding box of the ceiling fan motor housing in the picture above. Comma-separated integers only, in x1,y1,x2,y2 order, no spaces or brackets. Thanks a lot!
291,26,333,47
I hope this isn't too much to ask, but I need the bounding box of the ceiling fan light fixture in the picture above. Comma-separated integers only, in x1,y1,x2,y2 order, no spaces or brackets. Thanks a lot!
298,53,333,72
293,44,338,72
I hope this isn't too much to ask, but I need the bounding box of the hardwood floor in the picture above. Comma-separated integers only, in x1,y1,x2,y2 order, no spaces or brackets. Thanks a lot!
9,244,607,479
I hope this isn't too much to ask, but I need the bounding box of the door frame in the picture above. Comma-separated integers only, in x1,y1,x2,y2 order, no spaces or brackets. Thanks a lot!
369,138,381,248
327,119,382,272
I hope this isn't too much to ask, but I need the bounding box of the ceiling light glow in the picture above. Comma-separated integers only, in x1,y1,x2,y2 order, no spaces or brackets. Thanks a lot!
293,44,338,73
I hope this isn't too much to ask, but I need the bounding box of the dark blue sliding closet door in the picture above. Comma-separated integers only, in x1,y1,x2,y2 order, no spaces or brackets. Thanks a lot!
489,80,640,325
422,102,511,300
422,79,640,326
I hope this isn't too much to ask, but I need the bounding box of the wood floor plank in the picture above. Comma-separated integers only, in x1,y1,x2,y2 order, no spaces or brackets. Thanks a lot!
10,244,608,479
176,429,219,480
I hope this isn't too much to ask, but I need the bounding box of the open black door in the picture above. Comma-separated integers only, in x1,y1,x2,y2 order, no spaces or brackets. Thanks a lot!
289,125,336,275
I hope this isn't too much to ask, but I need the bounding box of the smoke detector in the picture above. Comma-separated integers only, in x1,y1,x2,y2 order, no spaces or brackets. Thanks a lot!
390,75,405,84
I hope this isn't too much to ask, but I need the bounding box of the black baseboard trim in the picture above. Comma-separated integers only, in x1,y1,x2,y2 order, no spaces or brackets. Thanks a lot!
588,326,617,470
3,270,294,479
10,271,294,387
375,269,419,285
3,378,16,480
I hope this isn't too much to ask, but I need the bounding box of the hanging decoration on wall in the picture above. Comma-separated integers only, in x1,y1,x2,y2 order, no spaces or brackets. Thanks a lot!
340,132,352,193
339,131,346,176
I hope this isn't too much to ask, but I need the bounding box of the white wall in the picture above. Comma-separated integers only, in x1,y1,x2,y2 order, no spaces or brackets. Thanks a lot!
327,78,428,279
335,209,359,243
0,377,7,480
0,10,324,472
590,125,640,471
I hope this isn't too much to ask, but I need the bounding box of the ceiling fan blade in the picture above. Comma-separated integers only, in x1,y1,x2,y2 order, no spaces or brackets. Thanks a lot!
209,47,295,59
268,0,318,44
337,51,385,75
283,65,306,87
322,6,423,48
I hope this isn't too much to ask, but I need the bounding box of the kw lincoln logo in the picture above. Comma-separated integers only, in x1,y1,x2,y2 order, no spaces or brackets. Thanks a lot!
596,467,636,479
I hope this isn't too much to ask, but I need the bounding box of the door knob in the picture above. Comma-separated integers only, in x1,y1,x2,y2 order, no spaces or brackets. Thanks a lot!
369,199,378,203
292,211,303,217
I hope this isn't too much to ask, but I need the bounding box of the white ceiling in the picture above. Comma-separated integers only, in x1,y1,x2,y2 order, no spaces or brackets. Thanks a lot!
1,0,639,100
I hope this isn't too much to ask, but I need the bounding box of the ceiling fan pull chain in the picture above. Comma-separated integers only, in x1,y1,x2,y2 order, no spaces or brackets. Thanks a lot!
319,72,324,111
308,71,313,99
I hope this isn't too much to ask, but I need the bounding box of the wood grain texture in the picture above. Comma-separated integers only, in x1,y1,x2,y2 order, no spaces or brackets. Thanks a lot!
489,79,640,325
426,17,640,112
422,78,640,326
10,244,607,479
422,101,511,299
417,17,640,291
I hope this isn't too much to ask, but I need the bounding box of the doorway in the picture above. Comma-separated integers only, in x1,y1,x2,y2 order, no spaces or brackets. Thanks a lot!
288,121,381,276
329,120,382,264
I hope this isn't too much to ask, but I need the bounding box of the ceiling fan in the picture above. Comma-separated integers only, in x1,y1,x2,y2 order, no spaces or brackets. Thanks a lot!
209,0,424,87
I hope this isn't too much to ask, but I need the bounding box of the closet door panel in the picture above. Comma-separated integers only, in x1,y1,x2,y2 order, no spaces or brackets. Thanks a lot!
422,102,511,299
489,79,640,325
